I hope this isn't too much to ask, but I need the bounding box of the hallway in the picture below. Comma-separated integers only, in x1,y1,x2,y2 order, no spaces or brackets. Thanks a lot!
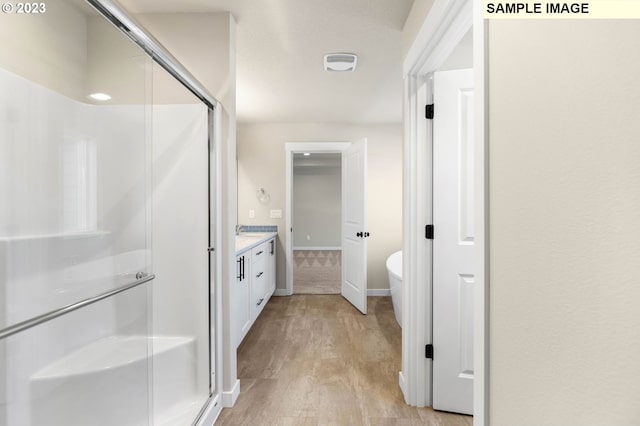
217,295,472,425
293,250,342,294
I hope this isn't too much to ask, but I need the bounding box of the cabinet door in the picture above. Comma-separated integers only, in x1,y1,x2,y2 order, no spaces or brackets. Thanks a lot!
233,254,251,348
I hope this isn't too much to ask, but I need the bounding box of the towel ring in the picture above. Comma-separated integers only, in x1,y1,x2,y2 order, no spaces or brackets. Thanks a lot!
256,187,270,204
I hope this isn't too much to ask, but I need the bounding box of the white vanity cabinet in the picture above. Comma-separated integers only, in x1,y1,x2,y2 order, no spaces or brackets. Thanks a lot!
234,234,277,348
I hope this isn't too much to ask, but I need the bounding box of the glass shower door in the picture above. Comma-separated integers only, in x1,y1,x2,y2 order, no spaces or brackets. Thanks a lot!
0,1,220,424
0,2,153,425
150,62,213,424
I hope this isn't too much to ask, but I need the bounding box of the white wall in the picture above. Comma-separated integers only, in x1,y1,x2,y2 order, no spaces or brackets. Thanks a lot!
439,28,472,72
0,4,150,104
401,0,434,59
136,13,234,105
488,20,640,425
87,16,149,104
0,1,88,101
293,164,341,248
237,122,402,290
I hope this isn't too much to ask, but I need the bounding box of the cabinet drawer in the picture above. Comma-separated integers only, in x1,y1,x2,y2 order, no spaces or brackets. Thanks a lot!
251,256,268,320
252,256,266,281
251,242,268,262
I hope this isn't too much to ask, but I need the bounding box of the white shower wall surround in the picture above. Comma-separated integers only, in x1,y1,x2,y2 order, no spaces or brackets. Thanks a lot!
0,67,209,425
0,66,149,328
30,335,197,425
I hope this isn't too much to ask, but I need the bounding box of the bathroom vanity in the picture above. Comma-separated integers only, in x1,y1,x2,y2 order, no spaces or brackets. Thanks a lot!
233,232,277,347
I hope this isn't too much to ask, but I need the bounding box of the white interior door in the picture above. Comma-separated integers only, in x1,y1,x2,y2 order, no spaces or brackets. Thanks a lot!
341,138,368,314
432,69,474,415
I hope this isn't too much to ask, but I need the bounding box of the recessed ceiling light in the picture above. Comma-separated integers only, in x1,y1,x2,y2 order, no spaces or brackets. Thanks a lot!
324,53,357,72
303,153,311,156
88,93,111,101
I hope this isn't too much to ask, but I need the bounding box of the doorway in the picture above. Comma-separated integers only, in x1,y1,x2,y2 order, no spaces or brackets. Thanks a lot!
402,0,487,422
292,153,342,294
285,141,369,314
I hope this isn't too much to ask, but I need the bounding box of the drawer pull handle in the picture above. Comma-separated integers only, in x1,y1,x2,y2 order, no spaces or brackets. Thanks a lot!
256,272,264,278
257,298,264,306
256,250,263,256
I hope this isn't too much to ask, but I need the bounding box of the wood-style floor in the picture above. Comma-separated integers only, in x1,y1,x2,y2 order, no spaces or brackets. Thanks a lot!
216,295,472,425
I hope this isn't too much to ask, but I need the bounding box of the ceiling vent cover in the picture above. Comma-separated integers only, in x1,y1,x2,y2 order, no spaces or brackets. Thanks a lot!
324,53,357,72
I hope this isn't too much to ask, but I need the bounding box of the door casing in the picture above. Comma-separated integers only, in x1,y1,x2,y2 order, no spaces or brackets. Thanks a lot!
283,142,350,296
401,0,488,425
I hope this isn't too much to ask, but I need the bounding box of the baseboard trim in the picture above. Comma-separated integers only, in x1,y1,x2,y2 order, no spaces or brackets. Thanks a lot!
222,379,240,407
399,371,407,403
293,246,342,251
277,288,388,296
367,288,391,296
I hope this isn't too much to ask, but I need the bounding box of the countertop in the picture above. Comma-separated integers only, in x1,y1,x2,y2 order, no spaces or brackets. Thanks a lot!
235,232,277,255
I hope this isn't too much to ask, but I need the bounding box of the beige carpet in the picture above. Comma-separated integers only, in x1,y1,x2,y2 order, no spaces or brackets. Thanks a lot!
293,250,341,294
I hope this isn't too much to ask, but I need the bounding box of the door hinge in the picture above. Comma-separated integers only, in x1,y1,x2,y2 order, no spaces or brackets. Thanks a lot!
425,344,434,359
425,225,434,240
425,104,434,120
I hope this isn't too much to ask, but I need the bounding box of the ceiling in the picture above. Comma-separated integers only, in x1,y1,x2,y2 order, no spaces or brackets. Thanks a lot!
117,0,415,124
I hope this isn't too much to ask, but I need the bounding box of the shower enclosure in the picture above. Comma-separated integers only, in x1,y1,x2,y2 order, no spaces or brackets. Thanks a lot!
0,0,220,424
